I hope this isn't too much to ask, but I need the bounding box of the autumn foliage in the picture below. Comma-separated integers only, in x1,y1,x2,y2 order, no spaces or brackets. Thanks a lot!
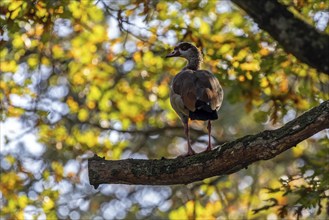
1,0,328,219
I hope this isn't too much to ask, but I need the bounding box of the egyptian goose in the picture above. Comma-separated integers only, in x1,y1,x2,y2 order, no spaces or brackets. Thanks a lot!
166,42,223,156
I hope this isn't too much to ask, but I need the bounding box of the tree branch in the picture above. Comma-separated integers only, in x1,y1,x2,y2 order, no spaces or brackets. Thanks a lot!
232,0,329,75
88,100,329,186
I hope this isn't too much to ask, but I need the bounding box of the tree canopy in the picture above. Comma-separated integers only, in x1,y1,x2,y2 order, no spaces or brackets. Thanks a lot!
1,0,328,219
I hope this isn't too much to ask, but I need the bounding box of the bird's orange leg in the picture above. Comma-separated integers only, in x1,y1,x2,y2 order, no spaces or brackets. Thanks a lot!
206,120,212,151
184,121,195,156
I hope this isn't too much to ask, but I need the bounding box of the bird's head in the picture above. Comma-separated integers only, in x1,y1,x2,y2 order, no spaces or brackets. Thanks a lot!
165,42,200,59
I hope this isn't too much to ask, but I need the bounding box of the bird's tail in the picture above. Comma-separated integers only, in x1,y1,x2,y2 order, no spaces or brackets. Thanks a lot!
189,100,218,121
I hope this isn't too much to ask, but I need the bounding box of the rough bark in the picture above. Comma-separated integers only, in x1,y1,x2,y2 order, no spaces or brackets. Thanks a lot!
88,100,329,187
232,0,329,75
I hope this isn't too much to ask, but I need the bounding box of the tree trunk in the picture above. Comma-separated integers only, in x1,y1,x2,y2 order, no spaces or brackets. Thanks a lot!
232,0,329,75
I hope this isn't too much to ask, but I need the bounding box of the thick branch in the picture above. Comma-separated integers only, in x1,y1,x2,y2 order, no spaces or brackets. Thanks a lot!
88,101,329,186
232,0,329,74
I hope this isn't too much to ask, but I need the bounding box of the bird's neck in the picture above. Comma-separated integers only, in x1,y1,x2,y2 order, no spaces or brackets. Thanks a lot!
185,54,202,70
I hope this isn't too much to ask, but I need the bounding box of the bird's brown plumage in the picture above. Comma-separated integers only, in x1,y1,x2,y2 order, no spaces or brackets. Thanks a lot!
166,42,223,156
171,69,223,120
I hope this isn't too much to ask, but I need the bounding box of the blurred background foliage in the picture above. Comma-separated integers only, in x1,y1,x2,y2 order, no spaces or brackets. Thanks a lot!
1,0,329,219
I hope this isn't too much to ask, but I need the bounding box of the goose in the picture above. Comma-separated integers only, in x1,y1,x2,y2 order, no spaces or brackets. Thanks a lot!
166,42,223,156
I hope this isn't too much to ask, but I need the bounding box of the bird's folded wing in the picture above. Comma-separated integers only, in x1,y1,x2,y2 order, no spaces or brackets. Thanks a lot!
171,70,223,113
194,70,223,110
171,70,197,112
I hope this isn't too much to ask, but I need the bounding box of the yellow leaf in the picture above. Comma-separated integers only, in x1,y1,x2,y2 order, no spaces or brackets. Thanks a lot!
206,186,215,196
18,195,28,208
55,6,64,14
240,62,260,72
259,48,270,56
2,172,21,193
264,87,271,95
158,84,168,97
169,204,188,220
200,21,210,34
238,75,245,82
43,196,55,211
43,170,50,180
89,86,102,100
51,161,63,181
41,57,50,65
133,52,142,62
207,48,214,55
46,210,57,220
87,101,96,109
260,77,269,87
15,211,25,220
211,35,224,43
12,35,24,48
10,8,21,19
219,44,231,54
0,47,8,57
8,106,24,116
68,1,82,18
35,24,44,36
296,98,310,110
8,1,23,11
52,45,64,59
280,76,288,93
1,60,17,72
8,199,16,212
235,49,248,61
88,7,103,22
232,61,239,68
246,71,253,80
91,25,106,42
67,97,79,113
281,60,291,68
78,108,89,122
27,55,39,68
156,2,167,10
36,5,48,18
292,141,307,157
5,155,16,165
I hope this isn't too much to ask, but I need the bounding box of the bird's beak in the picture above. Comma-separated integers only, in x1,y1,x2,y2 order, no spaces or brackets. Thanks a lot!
165,49,180,58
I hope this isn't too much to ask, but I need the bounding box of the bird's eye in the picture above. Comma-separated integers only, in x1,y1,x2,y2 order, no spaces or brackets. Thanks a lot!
180,43,192,51
181,45,188,51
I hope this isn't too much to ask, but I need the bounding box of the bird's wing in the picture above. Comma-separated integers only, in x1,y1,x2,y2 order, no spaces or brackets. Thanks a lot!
194,70,223,110
171,69,223,113
171,70,197,112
